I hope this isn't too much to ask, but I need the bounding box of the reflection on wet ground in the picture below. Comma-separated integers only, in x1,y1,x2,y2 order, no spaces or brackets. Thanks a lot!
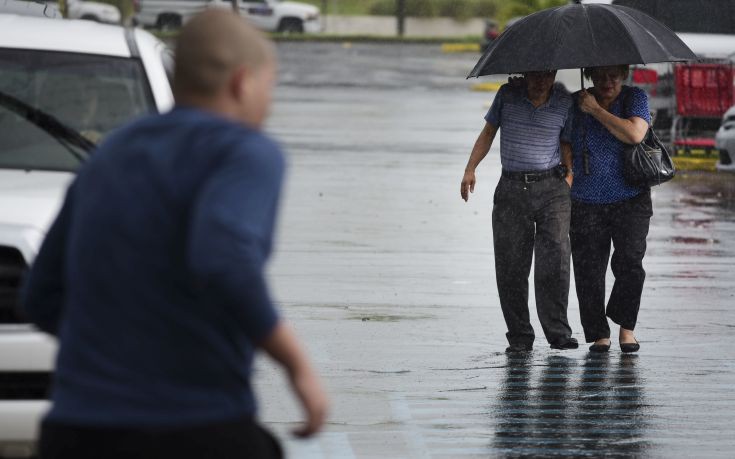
493,354,647,457
254,43,735,458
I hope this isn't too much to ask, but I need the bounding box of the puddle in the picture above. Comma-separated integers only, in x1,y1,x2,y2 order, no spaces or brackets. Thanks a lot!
669,236,717,244
351,313,434,322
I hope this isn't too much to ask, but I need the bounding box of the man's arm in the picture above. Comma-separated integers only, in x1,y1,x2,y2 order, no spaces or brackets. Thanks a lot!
461,121,498,202
187,145,327,437
261,321,328,437
21,186,74,335
561,141,573,187
187,152,282,343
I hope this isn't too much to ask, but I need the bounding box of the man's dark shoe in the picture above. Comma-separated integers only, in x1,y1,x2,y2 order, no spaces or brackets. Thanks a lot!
505,343,533,353
550,338,578,350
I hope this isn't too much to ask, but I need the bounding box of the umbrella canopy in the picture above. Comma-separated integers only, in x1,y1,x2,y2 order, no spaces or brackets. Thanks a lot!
468,3,697,77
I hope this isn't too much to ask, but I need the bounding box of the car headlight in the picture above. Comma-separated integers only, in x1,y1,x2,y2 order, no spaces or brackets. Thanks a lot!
305,12,319,21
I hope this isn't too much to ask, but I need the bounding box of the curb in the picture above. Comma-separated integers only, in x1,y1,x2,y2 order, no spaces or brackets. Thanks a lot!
672,155,718,172
470,82,502,92
441,43,480,53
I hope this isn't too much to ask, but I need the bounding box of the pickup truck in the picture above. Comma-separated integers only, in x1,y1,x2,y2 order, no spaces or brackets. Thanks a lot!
0,14,173,457
135,0,321,33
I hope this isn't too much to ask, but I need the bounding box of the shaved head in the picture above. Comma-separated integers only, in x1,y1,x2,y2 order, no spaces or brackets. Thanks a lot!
173,9,275,100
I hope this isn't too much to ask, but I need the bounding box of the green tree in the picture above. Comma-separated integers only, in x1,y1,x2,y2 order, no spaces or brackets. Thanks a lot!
499,0,566,25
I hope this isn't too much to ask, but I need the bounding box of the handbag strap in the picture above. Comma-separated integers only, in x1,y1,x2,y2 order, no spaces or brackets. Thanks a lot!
622,84,632,120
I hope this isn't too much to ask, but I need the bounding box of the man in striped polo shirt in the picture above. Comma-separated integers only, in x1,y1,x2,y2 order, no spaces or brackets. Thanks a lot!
460,70,578,353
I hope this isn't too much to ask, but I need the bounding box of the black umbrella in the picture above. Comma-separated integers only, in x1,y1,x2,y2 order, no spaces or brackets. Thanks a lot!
468,3,697,79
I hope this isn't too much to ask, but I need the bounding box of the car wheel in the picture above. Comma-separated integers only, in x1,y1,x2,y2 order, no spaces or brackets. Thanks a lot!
277,18,304,34
157,14,182,31
80,14,100,22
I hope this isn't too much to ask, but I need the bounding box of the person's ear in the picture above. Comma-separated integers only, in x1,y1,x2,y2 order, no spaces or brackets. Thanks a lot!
230,66,249,102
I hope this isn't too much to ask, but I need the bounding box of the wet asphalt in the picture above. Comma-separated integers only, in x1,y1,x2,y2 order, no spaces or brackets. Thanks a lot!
253,42,735,458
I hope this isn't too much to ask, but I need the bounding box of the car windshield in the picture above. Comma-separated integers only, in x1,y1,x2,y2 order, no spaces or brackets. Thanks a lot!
0,48,156,172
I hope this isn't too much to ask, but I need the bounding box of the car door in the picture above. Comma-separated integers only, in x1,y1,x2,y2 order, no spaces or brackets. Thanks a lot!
240,0,278,31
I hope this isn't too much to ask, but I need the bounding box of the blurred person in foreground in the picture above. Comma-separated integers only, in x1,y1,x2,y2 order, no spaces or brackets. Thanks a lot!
460,71,578,353
570,65,651,354
22,10,327,459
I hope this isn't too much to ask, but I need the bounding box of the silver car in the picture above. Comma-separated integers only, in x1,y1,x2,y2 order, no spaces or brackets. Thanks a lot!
715,105,735,172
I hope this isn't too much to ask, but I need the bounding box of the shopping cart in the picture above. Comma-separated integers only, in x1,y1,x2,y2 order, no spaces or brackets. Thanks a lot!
670,61,735,159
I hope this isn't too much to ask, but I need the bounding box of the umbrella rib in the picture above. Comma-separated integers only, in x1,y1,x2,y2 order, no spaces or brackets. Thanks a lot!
581,6,599,67
605,7,648,64
617,7,691,63
548,6,577,72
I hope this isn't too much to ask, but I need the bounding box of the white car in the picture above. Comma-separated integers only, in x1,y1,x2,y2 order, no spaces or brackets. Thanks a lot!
0,0,61,18
135,0,321,33
0,14,173,457
0,0,120,23
715,106,735,172
60,0,121,24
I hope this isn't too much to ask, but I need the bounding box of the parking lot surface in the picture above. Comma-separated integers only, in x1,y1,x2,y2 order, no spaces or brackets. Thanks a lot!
254,42,735,458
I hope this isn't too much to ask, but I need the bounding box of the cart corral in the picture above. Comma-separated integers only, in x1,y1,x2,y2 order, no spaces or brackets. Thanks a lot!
631,34,735,172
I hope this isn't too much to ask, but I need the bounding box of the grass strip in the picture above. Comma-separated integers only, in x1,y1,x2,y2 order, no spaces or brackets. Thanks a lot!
151,29,481,44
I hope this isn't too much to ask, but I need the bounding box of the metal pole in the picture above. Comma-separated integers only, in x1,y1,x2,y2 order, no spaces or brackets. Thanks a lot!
231,0,239,14
580,68,590,175
580,68,584,90
396,0,405,37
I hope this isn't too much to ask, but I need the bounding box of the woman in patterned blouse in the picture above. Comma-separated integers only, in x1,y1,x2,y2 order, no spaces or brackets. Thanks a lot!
569,65,651,353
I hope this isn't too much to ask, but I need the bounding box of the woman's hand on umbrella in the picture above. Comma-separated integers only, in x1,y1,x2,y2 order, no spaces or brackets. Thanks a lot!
579,89,601,114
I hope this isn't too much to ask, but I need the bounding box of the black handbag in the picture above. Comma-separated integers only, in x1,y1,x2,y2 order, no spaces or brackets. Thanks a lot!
621,88,675,187
622,127,676,187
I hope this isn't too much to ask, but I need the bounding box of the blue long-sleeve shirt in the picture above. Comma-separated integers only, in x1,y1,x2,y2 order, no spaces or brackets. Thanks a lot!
22,107,284,427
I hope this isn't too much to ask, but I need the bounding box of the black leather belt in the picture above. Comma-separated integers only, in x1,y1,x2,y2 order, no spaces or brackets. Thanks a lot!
501,167,561,183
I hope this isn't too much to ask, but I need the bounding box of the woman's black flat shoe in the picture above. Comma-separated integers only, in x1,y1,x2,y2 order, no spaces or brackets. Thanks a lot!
620,339,640,353
589,342,611,352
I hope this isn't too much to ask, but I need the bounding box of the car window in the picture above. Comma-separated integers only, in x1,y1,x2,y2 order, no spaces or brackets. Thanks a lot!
0,48,157,172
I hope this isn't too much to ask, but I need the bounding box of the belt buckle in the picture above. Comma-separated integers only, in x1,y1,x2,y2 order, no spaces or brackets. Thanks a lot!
523,173,535,184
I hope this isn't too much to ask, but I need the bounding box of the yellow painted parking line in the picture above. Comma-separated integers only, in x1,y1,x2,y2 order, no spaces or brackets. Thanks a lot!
672,156,717,172
471,82,503,92
441,43,480,53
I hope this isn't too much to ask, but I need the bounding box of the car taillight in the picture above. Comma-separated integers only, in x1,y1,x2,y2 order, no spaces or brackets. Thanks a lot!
486,30,499,40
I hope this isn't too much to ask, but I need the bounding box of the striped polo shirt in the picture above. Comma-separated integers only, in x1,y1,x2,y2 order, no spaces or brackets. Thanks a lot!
485,82,574,172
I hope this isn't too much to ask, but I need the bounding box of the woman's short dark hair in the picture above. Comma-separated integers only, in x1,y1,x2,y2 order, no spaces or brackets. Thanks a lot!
583,65,630,81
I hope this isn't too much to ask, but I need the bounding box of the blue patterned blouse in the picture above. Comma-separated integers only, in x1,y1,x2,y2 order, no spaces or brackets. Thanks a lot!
570,86,651,204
